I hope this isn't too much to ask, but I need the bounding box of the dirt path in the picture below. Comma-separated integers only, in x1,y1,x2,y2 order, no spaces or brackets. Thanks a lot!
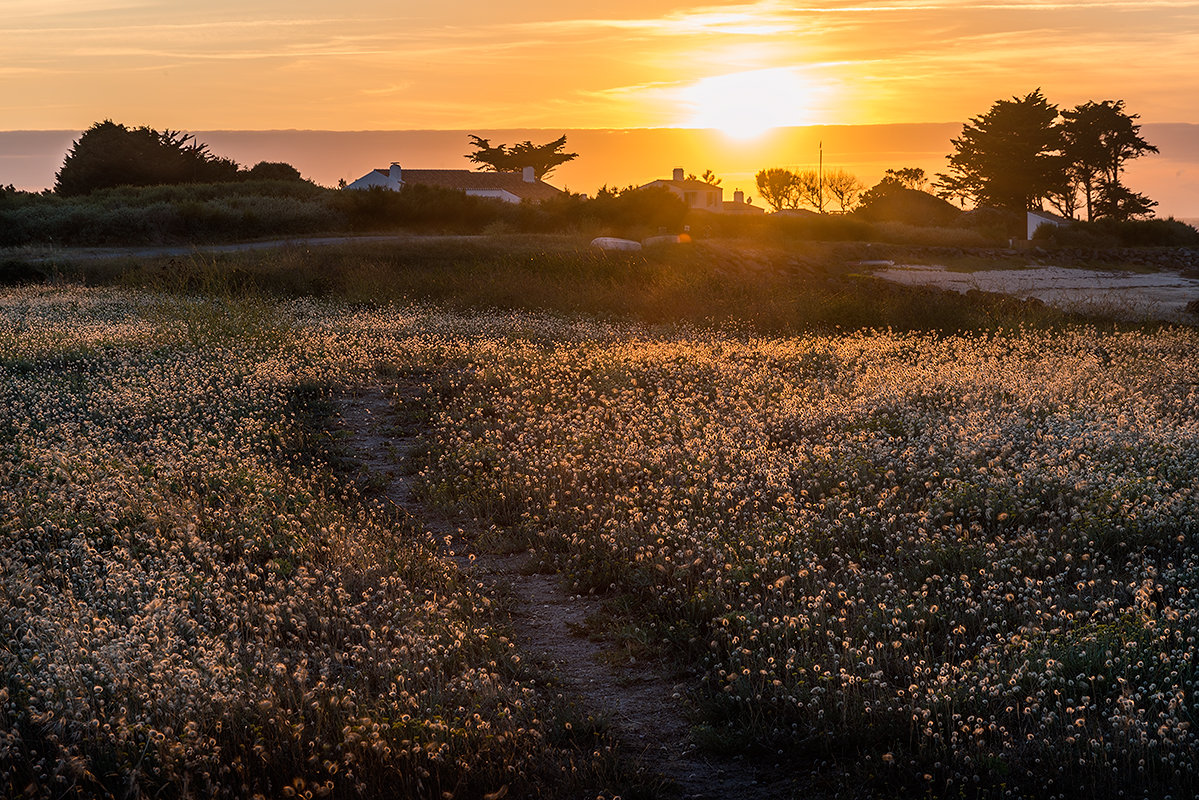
872,263,1199,321
333,384,793,799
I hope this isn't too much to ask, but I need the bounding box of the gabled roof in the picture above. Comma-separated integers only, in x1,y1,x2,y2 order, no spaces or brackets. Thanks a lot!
648,178,722,191
376,167,564,202
1028,208,1072,223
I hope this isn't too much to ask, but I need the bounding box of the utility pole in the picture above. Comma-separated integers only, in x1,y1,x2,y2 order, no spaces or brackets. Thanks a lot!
818,140,824,214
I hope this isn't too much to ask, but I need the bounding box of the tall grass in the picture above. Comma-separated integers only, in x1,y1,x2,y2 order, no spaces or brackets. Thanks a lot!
45,236,1082,334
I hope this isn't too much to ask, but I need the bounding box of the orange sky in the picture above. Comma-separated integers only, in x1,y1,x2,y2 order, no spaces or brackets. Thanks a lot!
3,1,1198,132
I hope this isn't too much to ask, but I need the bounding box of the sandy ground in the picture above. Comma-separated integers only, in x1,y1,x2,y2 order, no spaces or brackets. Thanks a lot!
872,264,1199,321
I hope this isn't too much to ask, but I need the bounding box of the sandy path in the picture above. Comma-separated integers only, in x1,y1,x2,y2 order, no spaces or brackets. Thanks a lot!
872,263,1199,321
333,384,796,800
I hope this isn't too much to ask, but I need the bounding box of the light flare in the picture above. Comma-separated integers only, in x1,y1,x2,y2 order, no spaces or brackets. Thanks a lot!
679,67,812,139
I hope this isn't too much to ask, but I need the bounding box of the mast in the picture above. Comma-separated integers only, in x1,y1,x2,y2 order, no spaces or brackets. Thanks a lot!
818,140,824,214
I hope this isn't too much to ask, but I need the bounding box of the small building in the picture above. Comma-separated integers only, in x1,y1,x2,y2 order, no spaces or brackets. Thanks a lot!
640,168,723,211
1027,209,1072,240
721,189,765,215
345,163,563,203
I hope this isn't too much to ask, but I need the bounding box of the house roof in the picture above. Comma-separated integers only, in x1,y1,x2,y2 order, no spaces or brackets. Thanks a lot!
721,200,765,215
647,178,722,192
375,167,564,202
1028,209,1072,223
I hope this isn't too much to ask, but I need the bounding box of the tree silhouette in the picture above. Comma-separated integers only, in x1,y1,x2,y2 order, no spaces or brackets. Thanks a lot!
883,167,928,191
754,168,831,211
858,175,960,226
685,169,722,186
465,134,578,180
936,92,1159,220
55,120,239,196
242,161,305,182
754,168,800,211
1094,179,1157,222
824,169,865,212
935,90,1064,213
1061,100,1158,221
793,169,823,211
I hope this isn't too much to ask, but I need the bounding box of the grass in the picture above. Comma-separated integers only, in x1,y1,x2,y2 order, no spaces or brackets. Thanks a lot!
28,234,1097,335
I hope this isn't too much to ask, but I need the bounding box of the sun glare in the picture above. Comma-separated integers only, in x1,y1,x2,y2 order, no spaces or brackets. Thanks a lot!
681,68,810,139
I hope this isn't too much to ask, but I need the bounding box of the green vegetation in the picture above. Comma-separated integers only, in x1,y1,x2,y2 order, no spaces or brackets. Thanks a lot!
29,236,1082,333
8,176,1138,250
1032,217,1199,248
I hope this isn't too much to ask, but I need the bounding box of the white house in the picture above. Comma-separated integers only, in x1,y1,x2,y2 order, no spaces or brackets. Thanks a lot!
640,168,723,211
345,163,564,203
1027,209,1072,240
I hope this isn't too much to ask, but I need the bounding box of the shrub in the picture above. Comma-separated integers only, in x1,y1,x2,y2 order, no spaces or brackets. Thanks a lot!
585,185,689,236
855,184,961,226
332,184,503,233
1034,217,1199,248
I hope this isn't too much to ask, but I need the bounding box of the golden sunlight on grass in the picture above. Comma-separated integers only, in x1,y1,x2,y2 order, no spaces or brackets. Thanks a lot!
679,68,812,139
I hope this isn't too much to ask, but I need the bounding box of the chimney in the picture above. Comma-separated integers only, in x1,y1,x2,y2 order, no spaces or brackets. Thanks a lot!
673,167,684,181
734,189,745,204
522,165,535,183
388,162,402,191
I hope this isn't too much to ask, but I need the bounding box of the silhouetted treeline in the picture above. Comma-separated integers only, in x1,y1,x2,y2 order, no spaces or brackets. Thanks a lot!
2,177,1195,249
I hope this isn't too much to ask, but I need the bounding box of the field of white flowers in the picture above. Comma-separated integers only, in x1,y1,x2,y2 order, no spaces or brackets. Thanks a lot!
3,286,1197,798
0,288,591,799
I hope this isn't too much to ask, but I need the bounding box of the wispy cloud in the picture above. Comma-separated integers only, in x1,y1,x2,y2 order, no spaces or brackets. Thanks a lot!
1,0,1196,129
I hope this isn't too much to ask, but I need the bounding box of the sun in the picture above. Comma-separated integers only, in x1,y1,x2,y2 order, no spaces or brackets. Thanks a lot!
680,68,810,139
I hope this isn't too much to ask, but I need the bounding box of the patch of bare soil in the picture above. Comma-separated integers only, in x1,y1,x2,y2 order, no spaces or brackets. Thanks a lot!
333,384,802,799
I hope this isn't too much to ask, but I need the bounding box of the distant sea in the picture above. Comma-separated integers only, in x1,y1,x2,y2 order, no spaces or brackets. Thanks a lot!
3,124,1198,219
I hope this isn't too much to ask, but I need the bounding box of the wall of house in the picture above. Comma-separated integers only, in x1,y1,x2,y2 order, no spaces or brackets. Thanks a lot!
650,180,723,210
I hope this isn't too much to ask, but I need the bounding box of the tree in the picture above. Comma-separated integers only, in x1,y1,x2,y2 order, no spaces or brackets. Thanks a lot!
824,169,865,212
755,168,800,211
465,134,578,180
883,167,928,191
793,169,824,211
55,120,240,195
1061,100,1158,221
857,176,960,226
686,169,722,186
242,161,304,182
1094,179,1157,221
934,89,1065,212
1044,166,1081,220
